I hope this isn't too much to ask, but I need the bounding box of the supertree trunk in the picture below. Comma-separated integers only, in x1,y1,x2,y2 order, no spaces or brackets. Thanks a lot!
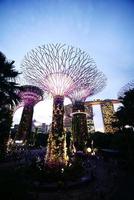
15,104,34,144
14,85,43,145
45,96,67,167
72,101,88,152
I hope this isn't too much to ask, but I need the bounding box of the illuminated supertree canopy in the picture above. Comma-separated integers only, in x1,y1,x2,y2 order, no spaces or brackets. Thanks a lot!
21,44,102,96
68,71,106,152
118,80,134,98
18,85,43,105
15,85,43,144
68,71,106,103
21,43,107,166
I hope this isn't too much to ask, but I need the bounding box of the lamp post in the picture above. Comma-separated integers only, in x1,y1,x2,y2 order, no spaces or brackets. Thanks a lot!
124,125,133,164
91,140,95,155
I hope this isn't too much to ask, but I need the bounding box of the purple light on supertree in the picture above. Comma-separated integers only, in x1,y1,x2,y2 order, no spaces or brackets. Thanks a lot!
68,71,106,152
19,85,43,105
21,43,107,166
118,80,134,98
15,85,43,144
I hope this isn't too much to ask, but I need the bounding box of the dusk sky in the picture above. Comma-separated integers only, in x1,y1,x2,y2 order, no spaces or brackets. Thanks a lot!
1,0,134,131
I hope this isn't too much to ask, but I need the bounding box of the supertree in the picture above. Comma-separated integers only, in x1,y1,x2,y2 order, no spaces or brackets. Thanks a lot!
14,85,43,145
118,80,134,98
68,72,106,152
21,43,106,166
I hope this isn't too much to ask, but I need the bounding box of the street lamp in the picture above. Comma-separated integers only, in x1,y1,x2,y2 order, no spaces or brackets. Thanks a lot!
124,125,133,164
125,125,130,129
91,140,95,155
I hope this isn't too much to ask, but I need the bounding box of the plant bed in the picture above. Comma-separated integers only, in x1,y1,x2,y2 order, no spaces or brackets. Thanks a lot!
32,173,92,191
22,157,93,191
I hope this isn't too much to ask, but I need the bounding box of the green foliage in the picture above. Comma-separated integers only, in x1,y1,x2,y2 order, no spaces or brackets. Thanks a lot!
115,89,134,129
89,129,134,170
64,157,85,180
34,133,48,147
89,130,134,153
113,89,134,169
0,52,21,159
25,156,85,184
89,131,111,149
0,107,12,157
72,113,87,151
0,52,21,107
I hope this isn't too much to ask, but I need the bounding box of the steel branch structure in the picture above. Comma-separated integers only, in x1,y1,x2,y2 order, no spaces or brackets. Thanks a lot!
21,44,103,96
21,43,106,166
68,71,106,103
15,85,43,145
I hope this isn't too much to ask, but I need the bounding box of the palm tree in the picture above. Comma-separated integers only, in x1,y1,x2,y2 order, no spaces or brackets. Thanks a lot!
0,52,21,159
0,52,21,107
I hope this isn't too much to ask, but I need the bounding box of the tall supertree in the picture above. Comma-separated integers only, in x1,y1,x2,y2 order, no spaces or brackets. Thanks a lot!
68,72,106,152
21,43,106,166
14,85,43,144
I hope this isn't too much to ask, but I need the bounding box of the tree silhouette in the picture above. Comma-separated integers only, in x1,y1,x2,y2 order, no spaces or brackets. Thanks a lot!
114,89,134,168
0,52,20,107
0,52,20,159
116,89,134,129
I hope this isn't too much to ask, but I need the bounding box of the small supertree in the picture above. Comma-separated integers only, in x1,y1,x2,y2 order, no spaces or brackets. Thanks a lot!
14,85,43,145
21,43,106,166
68,72,106,152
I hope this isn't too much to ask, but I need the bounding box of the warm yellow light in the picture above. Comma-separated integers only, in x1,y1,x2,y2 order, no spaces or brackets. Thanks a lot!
87,147,91,153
